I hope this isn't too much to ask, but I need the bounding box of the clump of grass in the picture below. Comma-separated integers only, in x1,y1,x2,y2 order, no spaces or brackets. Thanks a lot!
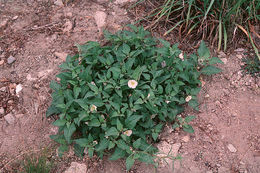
21,154,52,173
241,55,260,77
132,0,259,53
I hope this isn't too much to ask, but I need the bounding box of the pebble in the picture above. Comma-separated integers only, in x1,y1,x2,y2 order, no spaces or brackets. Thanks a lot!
12,16,18,20
114,0,136,5
7,56,16,64
94,11,107,31
0,87,6,92
236,54,243,59
218,51,226,58
54,52,68,61
16,84,23,95
182,136,190,143
221,58,227,64
64,162,87,173
0,18,8,28
4,113,15,124
63,20,73,33
54,0,64,6
0,59,4,65
234,48,245,52
227,144,237,153
0,108,4,115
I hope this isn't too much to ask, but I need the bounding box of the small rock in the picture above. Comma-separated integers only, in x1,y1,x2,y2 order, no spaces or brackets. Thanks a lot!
0,108,4,115
38,69,53,78
0,59,4,65
218,51,226,58
215,100,222,108
221,58,227,64
65,12,73,17
114,0,136,5
26,74,37,81
64,162,87,173
54,0,64,6
94,11,107,31
12,16,18,20
15,114,24,119
7,56,16,64
182,136,190,143
54,52,68,61
4,113,15,124
206,171,213,173
236,54,243,59
0,87,6,92
0,18,8,28
234,48,245,52
16,84,23,95
63,20,73,33
205,94,210,98
227,144,237,153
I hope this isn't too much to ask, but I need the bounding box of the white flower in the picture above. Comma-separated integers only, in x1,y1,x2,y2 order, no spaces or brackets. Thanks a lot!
90,104,97,112
128,80,138,89
91,81,96,86
85,122,88,125
165,100,170,104
185,95,192,102
147,93,150,99
93,140,98,145
123,130,132,136
179,52,184,61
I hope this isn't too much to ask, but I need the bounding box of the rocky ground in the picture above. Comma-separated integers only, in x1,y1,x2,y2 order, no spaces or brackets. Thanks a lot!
0,0,259,173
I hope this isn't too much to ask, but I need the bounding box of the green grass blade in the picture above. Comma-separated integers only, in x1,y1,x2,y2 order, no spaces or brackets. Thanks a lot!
203,0,215,21
218,19,222,51
223,24,227,51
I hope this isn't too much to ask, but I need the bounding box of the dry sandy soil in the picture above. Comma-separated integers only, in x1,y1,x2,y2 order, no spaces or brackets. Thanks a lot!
0,0,259,173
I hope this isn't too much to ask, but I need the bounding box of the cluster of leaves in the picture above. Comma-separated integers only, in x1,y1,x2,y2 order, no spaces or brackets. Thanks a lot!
241,55,260,77
21,155,52,173
46,25,222,170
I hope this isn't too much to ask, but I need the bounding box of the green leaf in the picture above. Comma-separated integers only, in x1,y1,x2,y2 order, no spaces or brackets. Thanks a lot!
201,65,222,75
188,99,199,111
125,115,142,129
50,81,61,91
108,141,116,150
209,57,223,65
133,138,141,149
198,41,210,60
50,134,66,145
88,83,99,94
122,43,130,55
126,156,135,171
185,115,196,123
183,124,194,133
134,98,143,105
64,123,76,144
88,119,100,127
106,127,119,137
73,87,81,99
88,148,94,158
58,145,69,157
109,147,126,160
53,119,67,127
74,99,88,111
125,58,135,70
116,119,123,131
46,105,60,117
96,138,109,152
152,132,159,141
172,123,179,130
75,138,89,147
74,143,84,158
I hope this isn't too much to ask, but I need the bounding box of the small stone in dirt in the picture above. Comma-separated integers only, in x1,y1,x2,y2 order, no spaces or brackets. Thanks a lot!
205,94,210,98
63,20,73,33
94,11,107,31
0,87,6,92
221,58,227,64
15,114,24,119
0,108,4,115
54,0,64,6
12,16,18,20
7,56,16,64
0,59,4,65
26,74,37,81
234,48,245,52
236,54,243,59
0,18,8,28
16,84,23,95
182,136,190,143
54,52,68,61
4,113,15,124
227,144,237,153
218,51,226,58
114,0,136,5
64,162,87,173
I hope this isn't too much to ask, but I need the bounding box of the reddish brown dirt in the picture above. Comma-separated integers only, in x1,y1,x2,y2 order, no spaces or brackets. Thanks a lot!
0,1,259,173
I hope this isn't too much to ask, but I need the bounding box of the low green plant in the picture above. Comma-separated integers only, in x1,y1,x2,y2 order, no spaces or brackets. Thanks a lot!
21,155,52,173
241,55,260,77
46,25,222,170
